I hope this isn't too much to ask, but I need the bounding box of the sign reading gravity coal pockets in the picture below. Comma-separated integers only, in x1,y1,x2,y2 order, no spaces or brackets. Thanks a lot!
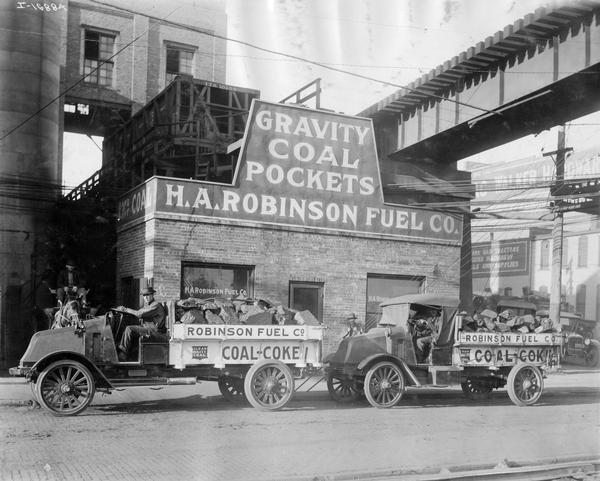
119,100,462,244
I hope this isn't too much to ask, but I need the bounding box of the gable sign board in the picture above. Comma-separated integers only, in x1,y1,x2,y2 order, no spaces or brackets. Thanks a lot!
118,100,462,244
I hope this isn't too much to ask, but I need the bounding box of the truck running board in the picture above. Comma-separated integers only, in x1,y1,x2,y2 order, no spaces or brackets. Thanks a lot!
109,377,198,387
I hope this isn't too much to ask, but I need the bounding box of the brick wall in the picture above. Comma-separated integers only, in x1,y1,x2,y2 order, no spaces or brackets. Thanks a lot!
118,217,460,355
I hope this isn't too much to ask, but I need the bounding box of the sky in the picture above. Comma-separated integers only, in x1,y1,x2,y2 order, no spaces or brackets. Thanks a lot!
62,0,585,190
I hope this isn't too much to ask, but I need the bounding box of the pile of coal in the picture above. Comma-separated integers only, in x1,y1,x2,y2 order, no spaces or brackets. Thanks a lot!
174,297,320,326
461,308,559,334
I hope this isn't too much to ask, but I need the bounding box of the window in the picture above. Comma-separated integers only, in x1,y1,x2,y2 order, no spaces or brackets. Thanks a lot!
540,240,550,269
576,284,586,317
365,274,423,331
289,282,323,322
166,45,194,84
578,236,588,267
83,29,115,86
181,263,254,299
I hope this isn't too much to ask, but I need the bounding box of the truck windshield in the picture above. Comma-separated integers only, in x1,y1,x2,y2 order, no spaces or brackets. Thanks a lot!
379,303,409,327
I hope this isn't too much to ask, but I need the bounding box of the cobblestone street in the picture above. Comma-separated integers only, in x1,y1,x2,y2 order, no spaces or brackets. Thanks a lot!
1,371,599,480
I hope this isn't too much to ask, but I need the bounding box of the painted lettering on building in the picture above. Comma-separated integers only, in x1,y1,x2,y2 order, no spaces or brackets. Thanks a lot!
471,239,529,277
119,100,462,244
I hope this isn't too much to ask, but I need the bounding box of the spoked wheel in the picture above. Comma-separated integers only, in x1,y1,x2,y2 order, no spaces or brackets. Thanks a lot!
364,361,404,408
461,378,493,401
36,360,95,416
327,372,363,403
244,360,294,411
507,363,544,406
218,376,245,402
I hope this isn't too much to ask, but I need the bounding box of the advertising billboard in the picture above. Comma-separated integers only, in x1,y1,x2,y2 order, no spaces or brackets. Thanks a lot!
119,100,463,244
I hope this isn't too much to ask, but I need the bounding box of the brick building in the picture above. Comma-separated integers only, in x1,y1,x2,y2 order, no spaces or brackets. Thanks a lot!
0,0,228,367
116,101,464,352
62,0,227,137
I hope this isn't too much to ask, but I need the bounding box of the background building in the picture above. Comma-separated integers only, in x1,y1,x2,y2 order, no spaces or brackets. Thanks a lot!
465,138,600,320
0,0,228,368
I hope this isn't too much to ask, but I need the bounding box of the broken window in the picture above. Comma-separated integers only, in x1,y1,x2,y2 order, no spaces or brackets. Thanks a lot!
166,46,194,84
83,29,115,86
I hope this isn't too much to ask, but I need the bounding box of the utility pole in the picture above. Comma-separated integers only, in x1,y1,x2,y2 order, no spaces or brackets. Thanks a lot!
544,125,572,325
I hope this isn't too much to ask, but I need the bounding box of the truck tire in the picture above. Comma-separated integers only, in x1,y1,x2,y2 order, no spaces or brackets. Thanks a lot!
244,359,294,410
327,372,362,403
364,361,404,408
36,360,95,416
507,363,543,406
461,378,493,401
218,376,245,402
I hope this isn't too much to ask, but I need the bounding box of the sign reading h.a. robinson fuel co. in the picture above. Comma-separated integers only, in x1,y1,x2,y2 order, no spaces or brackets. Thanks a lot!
118,100,462,244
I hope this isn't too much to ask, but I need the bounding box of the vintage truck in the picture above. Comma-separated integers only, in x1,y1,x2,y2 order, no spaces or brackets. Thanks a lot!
325,293,562,408
9,304,324,415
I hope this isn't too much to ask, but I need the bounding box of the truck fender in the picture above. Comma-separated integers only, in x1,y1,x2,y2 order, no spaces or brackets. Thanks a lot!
357,353,421,387
30,351,113,390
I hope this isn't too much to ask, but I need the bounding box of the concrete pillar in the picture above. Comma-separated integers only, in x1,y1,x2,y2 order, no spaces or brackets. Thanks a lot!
0,3,64,367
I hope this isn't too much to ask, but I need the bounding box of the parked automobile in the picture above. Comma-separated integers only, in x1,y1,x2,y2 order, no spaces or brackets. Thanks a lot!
537,310,600,367
325,293,562,408
10,302,324,415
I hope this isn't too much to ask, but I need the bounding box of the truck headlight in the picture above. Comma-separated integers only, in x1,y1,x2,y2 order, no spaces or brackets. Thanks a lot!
584,338,591,346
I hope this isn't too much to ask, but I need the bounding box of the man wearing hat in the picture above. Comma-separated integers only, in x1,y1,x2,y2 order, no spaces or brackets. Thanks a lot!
56,258,87,304
116,287,167,362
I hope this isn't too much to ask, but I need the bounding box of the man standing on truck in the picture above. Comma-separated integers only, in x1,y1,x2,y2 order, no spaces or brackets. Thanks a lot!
116,287,167,361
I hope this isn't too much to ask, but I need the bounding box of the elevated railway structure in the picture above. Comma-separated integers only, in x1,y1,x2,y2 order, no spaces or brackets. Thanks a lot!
361,1,600,206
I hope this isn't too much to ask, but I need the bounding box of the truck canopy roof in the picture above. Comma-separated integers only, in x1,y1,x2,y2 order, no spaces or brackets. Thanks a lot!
380,293,459,308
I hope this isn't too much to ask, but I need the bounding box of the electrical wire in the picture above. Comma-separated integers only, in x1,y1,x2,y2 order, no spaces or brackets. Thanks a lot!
85,0,497,116
0,4,184,143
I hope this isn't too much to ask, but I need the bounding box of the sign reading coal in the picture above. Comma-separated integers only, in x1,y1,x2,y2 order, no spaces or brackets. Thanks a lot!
118,100,462,244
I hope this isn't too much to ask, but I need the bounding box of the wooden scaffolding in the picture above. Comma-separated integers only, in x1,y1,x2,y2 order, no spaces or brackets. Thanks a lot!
102,76,260,190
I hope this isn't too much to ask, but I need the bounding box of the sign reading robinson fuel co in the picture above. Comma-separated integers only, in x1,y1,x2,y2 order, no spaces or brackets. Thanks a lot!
118,100,462,244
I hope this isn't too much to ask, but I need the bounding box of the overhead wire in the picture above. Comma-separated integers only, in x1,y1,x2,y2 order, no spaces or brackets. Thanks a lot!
0,4,184,143
84,0,498,116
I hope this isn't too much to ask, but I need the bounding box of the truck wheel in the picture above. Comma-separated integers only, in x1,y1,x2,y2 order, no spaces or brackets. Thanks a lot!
364,361,404,408
36,360,95,416
327,373,362,403
585,346,599,367
244,360,294,410
218,377,245,402
507,363,543,406
461,378,493,401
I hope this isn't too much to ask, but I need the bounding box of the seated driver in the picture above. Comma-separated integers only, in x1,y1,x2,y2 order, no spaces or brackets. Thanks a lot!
115,287,167,361
411,308,441,363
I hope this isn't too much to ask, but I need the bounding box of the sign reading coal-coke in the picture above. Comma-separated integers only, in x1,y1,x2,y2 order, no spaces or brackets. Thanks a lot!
471,239,529,277
118,100,462,244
